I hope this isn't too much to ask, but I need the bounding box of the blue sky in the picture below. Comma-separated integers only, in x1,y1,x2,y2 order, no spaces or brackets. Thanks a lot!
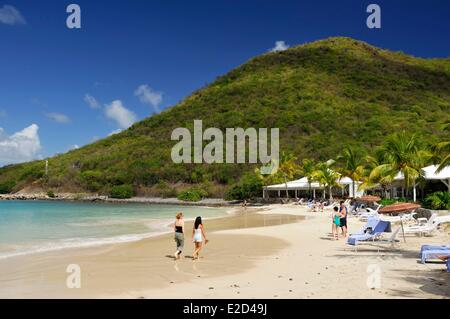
0,0,449,166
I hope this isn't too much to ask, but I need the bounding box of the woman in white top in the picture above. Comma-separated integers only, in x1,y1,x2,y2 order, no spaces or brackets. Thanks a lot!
192,216,208,260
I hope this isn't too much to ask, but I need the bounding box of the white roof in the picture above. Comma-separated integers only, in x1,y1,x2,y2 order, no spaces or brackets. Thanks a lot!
265,176,360,191
265,177,321,190
394,165,450,181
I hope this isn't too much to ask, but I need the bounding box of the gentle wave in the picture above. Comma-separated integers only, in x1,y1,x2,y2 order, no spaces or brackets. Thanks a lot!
0,229,173,260
66,218,171,228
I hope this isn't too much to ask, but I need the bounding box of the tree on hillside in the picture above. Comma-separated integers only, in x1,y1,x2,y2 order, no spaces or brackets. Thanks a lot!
361,150,393,198
370,131,431,199
313,160,340,199
300,158,316,198
277,152,300,199
337,147,366,198
436,118,450,173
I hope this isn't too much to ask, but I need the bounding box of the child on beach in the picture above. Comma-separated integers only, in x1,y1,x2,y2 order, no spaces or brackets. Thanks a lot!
332,206,341,240
173,212,185,260
192,216,208,260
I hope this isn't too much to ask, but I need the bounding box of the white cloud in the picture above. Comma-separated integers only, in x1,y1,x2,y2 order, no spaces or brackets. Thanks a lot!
45,112,71,124
84,93,100,109
134,84,163,113
270,41,290,52
68,144,79,151
108,129,122,136
0,124,41,165
104,100,137,129
0,5,26,25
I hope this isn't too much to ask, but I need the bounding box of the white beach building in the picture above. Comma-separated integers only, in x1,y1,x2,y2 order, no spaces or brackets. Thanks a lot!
263,176,364,199
392,165,450,202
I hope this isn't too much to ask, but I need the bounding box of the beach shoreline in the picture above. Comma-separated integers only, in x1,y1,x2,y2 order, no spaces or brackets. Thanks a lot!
0,204,448,299
0,193,243,207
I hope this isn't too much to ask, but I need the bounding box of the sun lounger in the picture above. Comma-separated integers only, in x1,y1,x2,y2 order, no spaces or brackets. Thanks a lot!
351,217,380,236
420,244,450,256
371,227,401,252
359,204,382,221
347,220,391,251
405,214,439,236
324,202,338,210
420,247,450,264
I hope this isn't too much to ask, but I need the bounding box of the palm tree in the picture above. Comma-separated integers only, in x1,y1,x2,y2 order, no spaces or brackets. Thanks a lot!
362,150,394,198
313,160,340,199
371,131,431,200
337,147,365,198
436,119,450,172
261,152,299,198
300,158,316,198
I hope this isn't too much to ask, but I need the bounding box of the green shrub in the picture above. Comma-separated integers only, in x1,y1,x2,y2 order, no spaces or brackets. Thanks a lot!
155,182,177,198
379,198,408,206
225,172,263,200
0,180,16,194
80,170,104,191
177,187,208,202
47,190,56,198
110,185,135,199
425,191,450,210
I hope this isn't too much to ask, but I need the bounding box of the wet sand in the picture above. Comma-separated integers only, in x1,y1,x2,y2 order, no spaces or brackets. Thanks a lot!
0,205,449,299
0,212,302,298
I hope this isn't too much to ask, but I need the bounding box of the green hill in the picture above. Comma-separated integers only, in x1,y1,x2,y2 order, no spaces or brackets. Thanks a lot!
1,37,449,196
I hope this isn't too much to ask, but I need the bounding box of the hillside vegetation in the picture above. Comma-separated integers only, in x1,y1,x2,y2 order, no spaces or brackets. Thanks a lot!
1,37,449,197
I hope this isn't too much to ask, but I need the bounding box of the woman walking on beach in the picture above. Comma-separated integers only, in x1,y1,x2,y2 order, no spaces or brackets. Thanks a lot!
173,212,185,260
192,216,208,260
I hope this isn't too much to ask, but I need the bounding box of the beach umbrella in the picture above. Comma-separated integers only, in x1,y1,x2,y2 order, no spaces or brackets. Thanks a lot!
379,203,421,242
359,195,381,202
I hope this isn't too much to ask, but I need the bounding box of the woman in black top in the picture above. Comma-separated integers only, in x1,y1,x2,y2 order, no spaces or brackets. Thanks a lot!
173,212,185,260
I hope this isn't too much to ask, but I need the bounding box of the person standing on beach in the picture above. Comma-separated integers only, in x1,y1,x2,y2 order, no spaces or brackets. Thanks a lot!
339,201,348,238
332,206,341,240
192,216,208,260
173,212,185,260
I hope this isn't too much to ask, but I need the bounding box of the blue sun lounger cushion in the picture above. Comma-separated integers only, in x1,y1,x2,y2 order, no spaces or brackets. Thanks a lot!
420,245,450,256
347,220,390,246
420,248,450,264
352,217,380,236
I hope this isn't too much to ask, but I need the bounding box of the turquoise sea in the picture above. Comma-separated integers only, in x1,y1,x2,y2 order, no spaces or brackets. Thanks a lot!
0,200,228,259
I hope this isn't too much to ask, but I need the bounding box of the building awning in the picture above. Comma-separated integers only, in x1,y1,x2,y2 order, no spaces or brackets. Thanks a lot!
265,177,360,191
394,165,450,181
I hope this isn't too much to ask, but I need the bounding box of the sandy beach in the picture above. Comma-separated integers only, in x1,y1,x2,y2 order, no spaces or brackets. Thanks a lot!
0,204,448,299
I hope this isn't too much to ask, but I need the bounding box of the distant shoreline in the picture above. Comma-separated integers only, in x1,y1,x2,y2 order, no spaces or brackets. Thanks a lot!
0,194,243,207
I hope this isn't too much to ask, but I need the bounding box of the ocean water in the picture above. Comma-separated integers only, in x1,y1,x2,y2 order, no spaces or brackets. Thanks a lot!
0,200,228,260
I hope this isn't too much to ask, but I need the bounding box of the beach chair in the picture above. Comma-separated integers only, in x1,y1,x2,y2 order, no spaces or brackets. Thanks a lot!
420,245,450,263
323,202,338,210
351,216,380,236
434,214,450,226
380,211,417,224
347,220,390,252
358,203,382,221
371,227,401,252
404,214,439,236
